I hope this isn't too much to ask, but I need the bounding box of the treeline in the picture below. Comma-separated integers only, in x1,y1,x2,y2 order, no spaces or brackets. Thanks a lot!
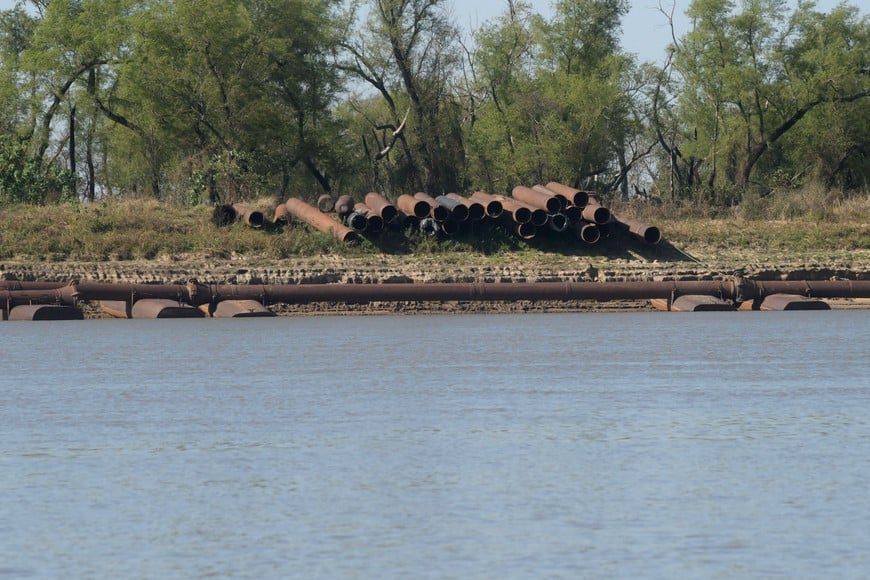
0,0,867,207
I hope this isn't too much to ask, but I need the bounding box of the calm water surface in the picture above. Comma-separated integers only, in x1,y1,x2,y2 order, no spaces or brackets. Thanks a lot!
2,311,869,579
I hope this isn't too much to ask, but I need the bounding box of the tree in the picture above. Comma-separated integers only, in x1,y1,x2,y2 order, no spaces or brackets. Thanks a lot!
659,0,869,199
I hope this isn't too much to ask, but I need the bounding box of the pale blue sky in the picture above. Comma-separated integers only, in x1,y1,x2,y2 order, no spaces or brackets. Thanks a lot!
0,0,860,63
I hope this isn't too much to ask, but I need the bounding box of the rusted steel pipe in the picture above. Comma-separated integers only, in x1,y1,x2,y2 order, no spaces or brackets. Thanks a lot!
364,192,399,224
414,192,450,222
8,304,83,321
512,185,563,213
468,192,504,219
11,279,867,311
132,299,204,319
582,202,611,225
435,195,470,222
284,197,359,244
231,204,265,228
511,199,549,227
397,194,431,219
615,215,662,245
352,202,384,233
317,194,335,213
490,195,532,224
334,195,355,217
272,203,291,225
532,185,569,209
548,213,569,233
544,182,591,207
445,193,486,221
570,220,601,244
0,281,68,291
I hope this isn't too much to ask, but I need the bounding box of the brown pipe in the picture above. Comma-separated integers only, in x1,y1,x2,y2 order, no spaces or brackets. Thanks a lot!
544,182,592,207
468,191,504,219
284,197,359,244
532,185,569,209
6,279,868,312
615,215,662,245
397,194,430,219
435,195,470,222
8,304,83,321
0,281,68,291
414,192,450,222
317,194,335,213
272,203,291,225
570,221,601,244
509,198,548,227
490,195,532,224
334,195,355,216
512,185,563,213
231,204,265,228
445,193,486,221
364,192,399,224
352,202,384,233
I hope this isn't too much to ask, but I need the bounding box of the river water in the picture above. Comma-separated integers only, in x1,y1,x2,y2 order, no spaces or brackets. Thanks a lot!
2,311,869,579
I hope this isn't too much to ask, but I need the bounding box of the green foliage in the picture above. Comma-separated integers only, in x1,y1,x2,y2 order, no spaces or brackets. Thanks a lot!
0,134,75,204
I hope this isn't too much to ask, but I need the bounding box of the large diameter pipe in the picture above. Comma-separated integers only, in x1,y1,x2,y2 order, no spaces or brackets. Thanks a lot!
364,192,399,224
544,182,592,207
397,194,431,219
284,197,359,243
352,202,384,233
231,204,265,228
532,185,569,209
317,194,335,213
435,195,470,222
615,215,662,245
489,195,531,224
570,220,601,244
512,185,563,213
445,193,485,221
468,192,504,219
414,192,451,222
548,212,569,233
509,198,548,227
334,195,355,217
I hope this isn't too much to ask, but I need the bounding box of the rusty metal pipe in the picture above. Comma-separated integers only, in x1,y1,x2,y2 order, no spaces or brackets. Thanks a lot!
445,193,486,221
468,191,504,219
353,202,384,233
231,204,265,228
490,195,532,224
334,195,355,216
397,194,431,219
344,210,368,233
615,215,662,245
512,185,563,213
532,185,569,209
364,192,399,224
414,192,451,222
570,221,601,244
284,197,359,244
548,213,569,233
7,279,867,312
0,281,68,291
544,182,592,208
582,203,611,225
317,194,335,213
435,195,470,222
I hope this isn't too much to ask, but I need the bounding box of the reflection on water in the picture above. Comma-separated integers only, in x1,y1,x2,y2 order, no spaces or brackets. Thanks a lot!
2,312,869,578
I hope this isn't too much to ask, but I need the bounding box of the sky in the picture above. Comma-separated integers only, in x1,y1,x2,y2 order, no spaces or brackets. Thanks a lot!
0,0,861,64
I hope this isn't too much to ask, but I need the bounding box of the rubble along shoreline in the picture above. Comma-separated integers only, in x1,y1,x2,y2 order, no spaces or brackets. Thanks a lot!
3,252,868,316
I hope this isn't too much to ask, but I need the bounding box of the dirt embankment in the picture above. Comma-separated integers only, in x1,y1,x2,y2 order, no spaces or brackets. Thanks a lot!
3,246,868,315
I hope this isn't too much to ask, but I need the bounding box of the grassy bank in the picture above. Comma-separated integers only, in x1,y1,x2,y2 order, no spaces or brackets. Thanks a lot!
0,189,867,263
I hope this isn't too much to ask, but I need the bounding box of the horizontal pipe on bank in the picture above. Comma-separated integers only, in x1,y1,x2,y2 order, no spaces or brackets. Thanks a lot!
468,192,504,219
364,192,398,224
7,280,869,311
512,185,563,213
284,197,359,244
544,182,591,208
445,193,486,221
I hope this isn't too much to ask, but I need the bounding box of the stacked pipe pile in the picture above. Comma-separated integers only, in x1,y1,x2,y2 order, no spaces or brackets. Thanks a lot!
210,182,662,249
